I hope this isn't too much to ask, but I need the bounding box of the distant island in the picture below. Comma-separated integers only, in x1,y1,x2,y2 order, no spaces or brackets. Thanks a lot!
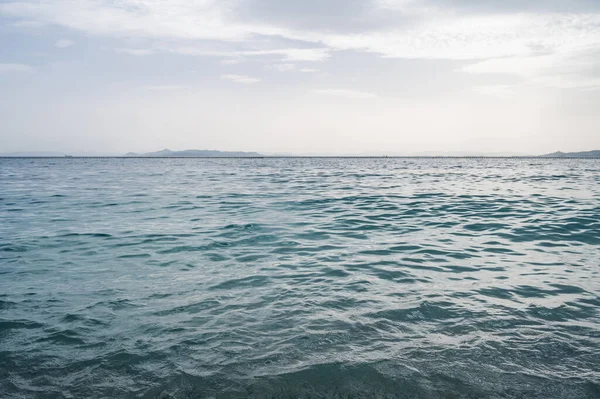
540,150,600,158
125,149,262,157
0,151,74,157
2,149,599,158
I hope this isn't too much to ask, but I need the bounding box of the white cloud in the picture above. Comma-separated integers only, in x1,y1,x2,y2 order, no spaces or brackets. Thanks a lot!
0,63,35,73
161,46,330,62
268,63,295,72
0,0,284,41
267,64,318,73
116,48,155,56
54,39,73,48
221,74,260,84
2,1,599,62
312,14,600,60
461,46,600,89
221,58,242,65
1,1,600,88
313,89,379,100
461,52,591,77
245,48,330,62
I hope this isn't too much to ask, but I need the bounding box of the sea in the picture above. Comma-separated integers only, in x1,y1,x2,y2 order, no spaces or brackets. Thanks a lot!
1,157,599,398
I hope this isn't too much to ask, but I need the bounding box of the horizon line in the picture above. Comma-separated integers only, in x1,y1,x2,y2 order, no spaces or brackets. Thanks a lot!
2,156,600,160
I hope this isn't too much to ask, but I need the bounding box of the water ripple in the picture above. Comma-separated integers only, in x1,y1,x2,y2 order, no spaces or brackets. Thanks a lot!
1,158,599,398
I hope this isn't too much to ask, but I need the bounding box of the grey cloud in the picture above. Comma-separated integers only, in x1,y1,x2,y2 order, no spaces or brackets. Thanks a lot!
234,0,421,33
2,0,600,90
424,0,600,13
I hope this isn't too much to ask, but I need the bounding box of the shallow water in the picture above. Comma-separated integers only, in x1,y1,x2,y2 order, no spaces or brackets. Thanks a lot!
1,158,599,398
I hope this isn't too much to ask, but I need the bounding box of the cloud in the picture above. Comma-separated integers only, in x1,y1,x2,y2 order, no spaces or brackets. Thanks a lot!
162,46,330,62
54,39,73,48
311,13,600,60
313,89,379,100
234,0,382,32
3,2,598,61
1,0,600,88
461,46,600,89
268,63,295,72
221,74,260,84
0,63,35,73
221,58,242,65
243,48,330,62
0,0,283,41
267,64,318,72
116,48,155,56
142,85,186,90
412,0,600,14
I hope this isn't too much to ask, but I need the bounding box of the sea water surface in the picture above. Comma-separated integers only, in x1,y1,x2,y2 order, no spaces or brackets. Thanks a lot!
1,158,599,398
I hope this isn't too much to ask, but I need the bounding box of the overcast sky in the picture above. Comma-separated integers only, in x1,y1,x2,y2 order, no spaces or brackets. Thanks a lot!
1,0,600,155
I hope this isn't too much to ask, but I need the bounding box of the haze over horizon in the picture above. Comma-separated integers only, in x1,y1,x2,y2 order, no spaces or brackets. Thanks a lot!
2,148,598,157
2,0,600,155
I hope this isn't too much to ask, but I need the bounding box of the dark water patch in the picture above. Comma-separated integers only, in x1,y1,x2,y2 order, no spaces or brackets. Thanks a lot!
442,265,479,273
368,266,413,281
118,253,152,259
0,299,18,310
35,330,86,345
0,319,44,331
61,313,109,327
58,233,113,239
527,304,596,322
0,244,29,253
367,302,461,323
153,300,222,316
478,287,515,300
234,254,270,263
463,222,508,231
158,244,219,254
483,247,522,254
389,244,422,252
271,244,346,254
210,275,271,290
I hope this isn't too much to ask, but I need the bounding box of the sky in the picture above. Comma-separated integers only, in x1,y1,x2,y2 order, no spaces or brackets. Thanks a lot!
1,0,600,155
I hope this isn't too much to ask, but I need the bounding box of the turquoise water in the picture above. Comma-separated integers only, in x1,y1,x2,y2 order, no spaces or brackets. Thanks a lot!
1,158,599,398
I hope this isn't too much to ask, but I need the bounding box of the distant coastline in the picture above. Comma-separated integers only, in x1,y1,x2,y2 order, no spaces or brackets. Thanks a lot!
124,149,261,158
1,149,599,158
539,150,600,158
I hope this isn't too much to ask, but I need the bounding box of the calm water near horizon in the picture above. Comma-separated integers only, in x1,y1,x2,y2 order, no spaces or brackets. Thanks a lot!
1,158,599,398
